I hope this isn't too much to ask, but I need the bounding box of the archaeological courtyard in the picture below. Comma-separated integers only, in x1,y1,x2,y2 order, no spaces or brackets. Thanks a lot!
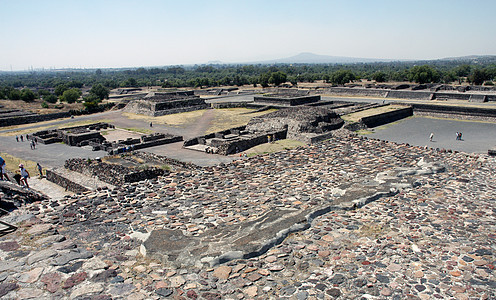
0,86,495,299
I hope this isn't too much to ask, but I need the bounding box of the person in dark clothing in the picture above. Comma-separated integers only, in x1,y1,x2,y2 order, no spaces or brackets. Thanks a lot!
13,172,21,185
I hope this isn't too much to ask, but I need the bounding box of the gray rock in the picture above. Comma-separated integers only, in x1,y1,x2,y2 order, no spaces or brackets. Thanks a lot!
52,249,93,266
27,249,57,265
0,260,23,272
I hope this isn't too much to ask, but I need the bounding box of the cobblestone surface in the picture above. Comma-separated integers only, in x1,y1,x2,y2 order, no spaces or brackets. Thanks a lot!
0,133,495,299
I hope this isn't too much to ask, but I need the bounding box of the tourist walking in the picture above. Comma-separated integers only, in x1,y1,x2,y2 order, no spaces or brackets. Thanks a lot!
37,162,43,177
20,135,23,142
19,164,30,188
429,132,434,142
15,135,19,142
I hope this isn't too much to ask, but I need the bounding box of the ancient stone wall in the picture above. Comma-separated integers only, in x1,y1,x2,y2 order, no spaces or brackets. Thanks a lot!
183,127,245,147
0,112,70,127
214,129,288,155
433,92,471,101
154,98,206,110
65,158,166,185
320,87,388,98
386,90,432,100
108,134,182,154
132,152,199,170
151,104,209,117
411,103,496,118
246,107,344,140
318,86,496,103
253,95,320,106
360,106,414,128
45,169,90,193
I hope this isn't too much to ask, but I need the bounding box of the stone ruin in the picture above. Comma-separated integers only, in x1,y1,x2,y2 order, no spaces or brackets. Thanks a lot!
184,107,344,155
47,152,198,193
246,106,344,141
32,122,110,146
123,91,209,116
253,89,320,107
31,122,183,154
64,156,166,186
104,133,183,154
184,126,287,155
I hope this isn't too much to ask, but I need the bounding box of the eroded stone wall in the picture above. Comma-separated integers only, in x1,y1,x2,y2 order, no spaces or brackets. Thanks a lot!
64,158,166,185
45,169,90,193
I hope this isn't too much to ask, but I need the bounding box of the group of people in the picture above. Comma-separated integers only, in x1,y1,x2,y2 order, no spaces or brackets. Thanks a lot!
0,156,44,189
15,134,38,149
429,132,464,142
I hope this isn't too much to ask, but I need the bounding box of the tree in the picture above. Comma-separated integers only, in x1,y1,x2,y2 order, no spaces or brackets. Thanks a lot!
259,72,271,87
44,94,58,104
54,84,68,96
372,71,387,82
90,83,110,100
9,89,21,100
269,71,287,86
95,69,103,76
408,65,440,84
469,68,488,85
330,70,356,85
454,64,471,77
121,77,138,87
60,88,82,103
83,93,101,111
20,88,36,101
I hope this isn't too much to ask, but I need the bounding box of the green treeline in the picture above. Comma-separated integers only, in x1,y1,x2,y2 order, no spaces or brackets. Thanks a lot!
1,58,496,102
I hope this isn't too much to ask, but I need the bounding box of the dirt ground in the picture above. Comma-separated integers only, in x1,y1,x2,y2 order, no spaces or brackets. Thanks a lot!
0,99,84,114
122,108,276,134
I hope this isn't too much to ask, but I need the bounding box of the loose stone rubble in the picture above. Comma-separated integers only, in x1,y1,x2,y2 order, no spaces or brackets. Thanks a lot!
0,133,495,299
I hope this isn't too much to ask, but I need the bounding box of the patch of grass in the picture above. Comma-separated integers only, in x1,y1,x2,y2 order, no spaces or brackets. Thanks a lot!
122,110,207,127
0,152,39,177
207,108,276,133
121,127,153,134
356,129,374,135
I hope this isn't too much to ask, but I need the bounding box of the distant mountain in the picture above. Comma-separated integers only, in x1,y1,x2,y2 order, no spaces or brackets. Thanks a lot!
438,55,496,63
246,52,401,65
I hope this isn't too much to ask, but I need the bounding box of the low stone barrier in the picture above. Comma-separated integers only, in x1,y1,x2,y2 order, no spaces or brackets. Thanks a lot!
46,169,90,193
214,129,288,155
0,112,70,127
321,87,388,98
360,106,413,128
64,158,166,185
386,90,432,100
411,103,496,118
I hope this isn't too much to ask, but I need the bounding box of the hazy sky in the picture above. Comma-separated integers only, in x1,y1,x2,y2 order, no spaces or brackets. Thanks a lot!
1,0,495,71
